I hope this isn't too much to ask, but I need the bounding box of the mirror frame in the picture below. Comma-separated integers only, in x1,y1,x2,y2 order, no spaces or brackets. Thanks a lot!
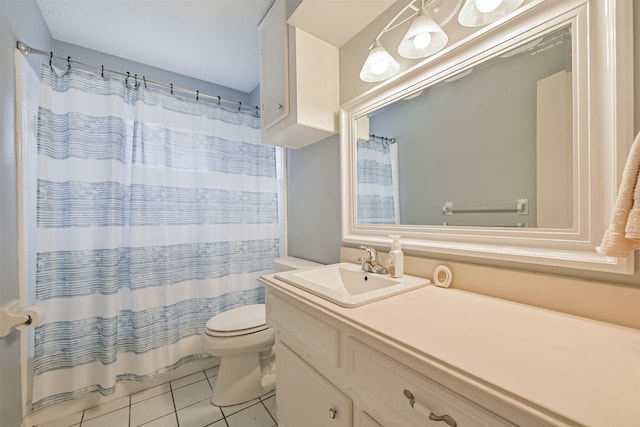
340,0,634,274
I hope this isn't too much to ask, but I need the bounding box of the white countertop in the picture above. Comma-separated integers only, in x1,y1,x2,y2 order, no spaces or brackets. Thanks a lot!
263,273,640,426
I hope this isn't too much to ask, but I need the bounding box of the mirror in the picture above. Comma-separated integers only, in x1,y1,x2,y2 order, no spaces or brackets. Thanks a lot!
340,0,634,273
357,26,572,229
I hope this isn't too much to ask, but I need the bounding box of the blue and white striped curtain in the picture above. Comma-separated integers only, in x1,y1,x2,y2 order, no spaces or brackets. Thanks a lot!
357,138,399,224
32,65,282,410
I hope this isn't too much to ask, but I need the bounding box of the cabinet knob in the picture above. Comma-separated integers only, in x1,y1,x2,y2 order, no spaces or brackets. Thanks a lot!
328,408,337,419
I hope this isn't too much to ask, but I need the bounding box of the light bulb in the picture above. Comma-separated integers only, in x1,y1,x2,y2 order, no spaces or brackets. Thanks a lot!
475,0,503,13
370,59,389,75
412,32,432,49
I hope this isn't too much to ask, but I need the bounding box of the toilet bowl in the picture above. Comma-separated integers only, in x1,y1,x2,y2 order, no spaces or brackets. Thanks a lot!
201,256,321,407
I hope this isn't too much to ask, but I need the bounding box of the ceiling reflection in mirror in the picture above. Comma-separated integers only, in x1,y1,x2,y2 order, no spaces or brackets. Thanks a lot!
356,25,573,228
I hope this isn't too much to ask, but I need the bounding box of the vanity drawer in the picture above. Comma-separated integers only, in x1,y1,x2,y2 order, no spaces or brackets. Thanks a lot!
267,293,340,367
348,339,515,427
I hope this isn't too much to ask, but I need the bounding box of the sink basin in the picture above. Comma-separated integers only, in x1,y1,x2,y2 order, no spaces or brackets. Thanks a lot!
274,262,430,307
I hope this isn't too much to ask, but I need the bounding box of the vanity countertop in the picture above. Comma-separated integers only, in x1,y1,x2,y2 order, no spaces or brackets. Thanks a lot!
261,272,640,427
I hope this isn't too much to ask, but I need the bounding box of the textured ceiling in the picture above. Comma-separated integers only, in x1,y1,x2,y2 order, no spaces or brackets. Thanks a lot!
36,0,275,94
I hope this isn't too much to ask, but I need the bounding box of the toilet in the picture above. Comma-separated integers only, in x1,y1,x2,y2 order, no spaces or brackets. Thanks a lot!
201,256,321,407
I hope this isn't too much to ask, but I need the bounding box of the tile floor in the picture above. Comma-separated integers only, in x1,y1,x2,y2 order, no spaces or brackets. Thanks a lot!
37,366,277,427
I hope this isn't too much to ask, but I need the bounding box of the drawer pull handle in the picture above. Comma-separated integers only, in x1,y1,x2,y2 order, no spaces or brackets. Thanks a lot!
403,389,457,427
328,408,337,419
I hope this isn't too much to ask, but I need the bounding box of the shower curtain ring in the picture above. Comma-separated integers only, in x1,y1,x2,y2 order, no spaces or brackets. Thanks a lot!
238,101,242,112
126,72,130,85
49,51,53,70
170,83,173,95
67,56,71,72
135,74,138,88
143,76,147,89
196,90,199,101
217,96,221,106
101,65,104,78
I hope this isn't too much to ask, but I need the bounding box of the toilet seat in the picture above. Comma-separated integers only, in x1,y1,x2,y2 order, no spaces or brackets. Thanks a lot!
205,304,268,337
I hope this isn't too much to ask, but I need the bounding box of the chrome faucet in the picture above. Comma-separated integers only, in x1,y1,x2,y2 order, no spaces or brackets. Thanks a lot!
358,246,388,275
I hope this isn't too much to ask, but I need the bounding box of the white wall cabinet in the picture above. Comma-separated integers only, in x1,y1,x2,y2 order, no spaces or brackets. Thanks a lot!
258,0,339,149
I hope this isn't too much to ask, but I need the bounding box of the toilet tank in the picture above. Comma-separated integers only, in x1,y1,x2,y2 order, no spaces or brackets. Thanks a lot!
273,256,322,272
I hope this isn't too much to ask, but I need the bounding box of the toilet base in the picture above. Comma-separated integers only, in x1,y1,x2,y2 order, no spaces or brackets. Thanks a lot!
211,349,275,407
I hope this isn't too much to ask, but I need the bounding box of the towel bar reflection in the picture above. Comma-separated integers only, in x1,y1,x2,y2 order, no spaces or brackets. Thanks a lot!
442,199,528,215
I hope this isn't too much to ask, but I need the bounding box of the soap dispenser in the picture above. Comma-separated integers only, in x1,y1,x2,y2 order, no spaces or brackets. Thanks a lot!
388,235,404,278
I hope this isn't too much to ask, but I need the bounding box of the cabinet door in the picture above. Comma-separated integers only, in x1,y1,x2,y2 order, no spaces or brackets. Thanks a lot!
277,342,352,427
359,412,383,427
259,0,288,129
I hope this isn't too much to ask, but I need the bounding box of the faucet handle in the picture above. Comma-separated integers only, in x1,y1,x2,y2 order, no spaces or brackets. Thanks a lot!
359,246,377,261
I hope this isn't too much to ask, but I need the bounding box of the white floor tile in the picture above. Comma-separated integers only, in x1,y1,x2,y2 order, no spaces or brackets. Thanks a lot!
83,396,130,421
131,383,172,404
172,379,212,410
204,365,220,378
130,392,175,426
81,407,129,427
260,389,275,400
35,410,83,427
139,413,178,427
206,374,218,391
225,402,275,427
261,395,277,422
32,371,277,427
220,398,260,417
170,372,207,390
176,399,225,427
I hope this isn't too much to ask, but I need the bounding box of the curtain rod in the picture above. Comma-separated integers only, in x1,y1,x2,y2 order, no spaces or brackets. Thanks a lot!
370,133,397,144
16,41,260,116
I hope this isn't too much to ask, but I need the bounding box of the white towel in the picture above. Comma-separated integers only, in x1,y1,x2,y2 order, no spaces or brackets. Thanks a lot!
597,132,640,257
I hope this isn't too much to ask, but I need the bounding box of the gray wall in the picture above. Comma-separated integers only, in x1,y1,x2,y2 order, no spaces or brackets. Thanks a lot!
286,3,640,285
0,2,52,426
286,136,342,264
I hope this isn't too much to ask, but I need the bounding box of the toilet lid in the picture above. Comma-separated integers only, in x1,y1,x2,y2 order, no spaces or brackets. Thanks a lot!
206,304,266,335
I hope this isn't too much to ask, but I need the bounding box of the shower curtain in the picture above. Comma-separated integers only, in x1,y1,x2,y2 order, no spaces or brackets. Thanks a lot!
357,138,399,224
31,64,282,410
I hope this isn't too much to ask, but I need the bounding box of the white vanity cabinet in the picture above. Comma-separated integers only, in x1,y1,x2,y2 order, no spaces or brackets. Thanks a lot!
262,272,640,427
277,342,352,427
258,0,339,149
265,288,513,427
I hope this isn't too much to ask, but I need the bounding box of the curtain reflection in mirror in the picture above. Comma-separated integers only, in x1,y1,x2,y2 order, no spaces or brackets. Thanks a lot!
357,136,399,224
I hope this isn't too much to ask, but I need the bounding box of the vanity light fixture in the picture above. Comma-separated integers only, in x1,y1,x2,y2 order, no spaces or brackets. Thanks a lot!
398,8,448,59
458,0,525,27
359,41,401,82
359,0,448,82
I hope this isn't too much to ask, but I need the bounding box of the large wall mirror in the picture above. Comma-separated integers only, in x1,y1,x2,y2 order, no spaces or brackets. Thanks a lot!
340,0,634,273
